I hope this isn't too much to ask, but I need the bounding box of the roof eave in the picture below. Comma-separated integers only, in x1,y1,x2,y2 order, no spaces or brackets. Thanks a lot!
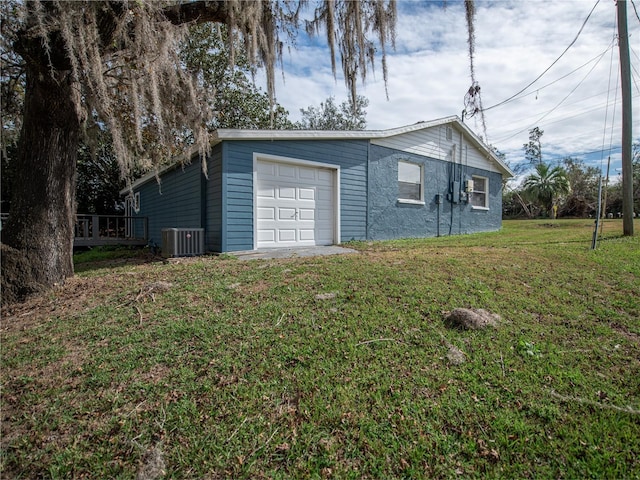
125,115,513,193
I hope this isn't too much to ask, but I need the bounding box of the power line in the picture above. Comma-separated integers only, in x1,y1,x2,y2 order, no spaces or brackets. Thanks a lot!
630,0,640,24
599,27,619,169
505,87,628,126
489,91,639,146
494,95,640,144
505,145,624,168
628,44,640,93
490,45,612,144
500,45,616,103
482,0,601,113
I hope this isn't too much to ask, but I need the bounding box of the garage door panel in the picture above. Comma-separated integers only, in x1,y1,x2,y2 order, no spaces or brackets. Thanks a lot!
298,167,317,180
317,170,333,184
257,207,275,220
317,232,332,243
278,229,296,242
317,208,333,222
317,186,333,202
278,208,296,221
257,186,276,199
299,208,315,221
256,160,335,248
257,229,276,243
257,162,276,176
299,229,315,241
278,164,296,178
298,187,315,200
277,186,296,200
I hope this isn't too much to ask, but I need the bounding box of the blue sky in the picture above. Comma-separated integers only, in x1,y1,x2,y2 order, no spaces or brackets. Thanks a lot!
257,0,640,183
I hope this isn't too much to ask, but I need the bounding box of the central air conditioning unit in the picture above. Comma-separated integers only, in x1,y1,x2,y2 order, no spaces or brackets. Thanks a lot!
161,228,205,257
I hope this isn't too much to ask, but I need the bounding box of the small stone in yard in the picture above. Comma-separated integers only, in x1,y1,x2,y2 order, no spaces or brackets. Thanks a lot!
315,292,337,301
446,345,466,365
136,444,165,480
445,308,500,330
145,281,173,293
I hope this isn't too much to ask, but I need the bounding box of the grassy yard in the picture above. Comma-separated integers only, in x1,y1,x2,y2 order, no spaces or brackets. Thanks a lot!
2,219,639,479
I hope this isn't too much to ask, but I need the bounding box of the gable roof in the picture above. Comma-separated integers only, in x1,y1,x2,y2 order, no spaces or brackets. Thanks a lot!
124,116,512,193
213,115,513,177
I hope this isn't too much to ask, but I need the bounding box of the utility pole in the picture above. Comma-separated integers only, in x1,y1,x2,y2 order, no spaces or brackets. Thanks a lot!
617,0,634,236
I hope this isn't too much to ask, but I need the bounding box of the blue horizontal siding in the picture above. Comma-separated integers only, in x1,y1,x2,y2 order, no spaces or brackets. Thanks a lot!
219,139,368,251
135,159,203,249
206,145,223,252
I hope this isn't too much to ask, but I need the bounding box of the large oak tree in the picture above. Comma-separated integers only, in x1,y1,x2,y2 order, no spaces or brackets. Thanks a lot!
2,0,479,304
0,0,398,304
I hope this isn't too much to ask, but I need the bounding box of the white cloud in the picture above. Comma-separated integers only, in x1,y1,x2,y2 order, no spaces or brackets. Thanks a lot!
260,0,640,176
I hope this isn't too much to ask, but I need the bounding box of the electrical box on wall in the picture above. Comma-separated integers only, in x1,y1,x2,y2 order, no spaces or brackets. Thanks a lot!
465,179,474,193
435,194,443,204
450,181,460,204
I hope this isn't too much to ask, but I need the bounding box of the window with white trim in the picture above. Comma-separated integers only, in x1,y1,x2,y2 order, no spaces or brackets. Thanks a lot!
398,161,423,203
471,175,488,209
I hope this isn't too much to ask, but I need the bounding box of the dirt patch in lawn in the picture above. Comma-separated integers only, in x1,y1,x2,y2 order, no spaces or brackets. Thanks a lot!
610,322,640,344
1,274,132,333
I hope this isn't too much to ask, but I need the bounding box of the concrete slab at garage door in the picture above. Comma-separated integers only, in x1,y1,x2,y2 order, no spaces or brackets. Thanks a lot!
256,159,336,248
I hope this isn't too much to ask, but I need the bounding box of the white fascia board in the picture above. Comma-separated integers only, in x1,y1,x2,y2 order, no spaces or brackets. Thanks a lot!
212,115,460,143
213,129,372,142
452,119,514,178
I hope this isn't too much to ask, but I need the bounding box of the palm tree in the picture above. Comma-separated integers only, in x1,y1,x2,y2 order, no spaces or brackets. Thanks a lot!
522,163,570,219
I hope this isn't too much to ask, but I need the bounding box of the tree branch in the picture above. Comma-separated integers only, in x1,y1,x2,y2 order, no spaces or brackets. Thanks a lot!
162,1,228,26
14,1,230,72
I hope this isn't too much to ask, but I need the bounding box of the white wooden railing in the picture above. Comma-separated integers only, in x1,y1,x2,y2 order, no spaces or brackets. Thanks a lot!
74,214,148,246
1,213,148,247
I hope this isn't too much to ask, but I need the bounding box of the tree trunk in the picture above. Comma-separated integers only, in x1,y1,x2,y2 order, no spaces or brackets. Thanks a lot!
1,61,79,304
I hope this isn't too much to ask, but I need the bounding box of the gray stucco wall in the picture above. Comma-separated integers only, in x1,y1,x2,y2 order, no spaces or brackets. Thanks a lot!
367,145,503,240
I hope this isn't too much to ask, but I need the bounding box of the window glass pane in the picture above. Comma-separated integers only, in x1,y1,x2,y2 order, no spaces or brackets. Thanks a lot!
398,161,422,201
471,177,487,207
471,193,486,207
398,162,421,184
399,182,421,201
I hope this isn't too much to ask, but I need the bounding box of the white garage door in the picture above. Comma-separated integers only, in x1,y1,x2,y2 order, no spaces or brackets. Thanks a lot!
256,160,335,248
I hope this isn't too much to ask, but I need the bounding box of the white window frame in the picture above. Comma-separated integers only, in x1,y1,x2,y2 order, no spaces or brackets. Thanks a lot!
471,175,489,210
398,160,424,205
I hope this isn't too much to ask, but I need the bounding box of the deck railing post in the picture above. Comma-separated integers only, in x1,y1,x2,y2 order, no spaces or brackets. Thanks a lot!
92,216,100,241
72,213,148,247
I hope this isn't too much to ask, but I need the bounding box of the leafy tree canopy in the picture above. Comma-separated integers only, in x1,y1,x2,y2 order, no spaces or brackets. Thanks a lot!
522,162,570,219
523,127,544,166
295,95,369,130
181,23,293,130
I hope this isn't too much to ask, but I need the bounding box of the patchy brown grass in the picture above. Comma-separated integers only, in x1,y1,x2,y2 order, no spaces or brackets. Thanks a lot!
2,219,639,478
